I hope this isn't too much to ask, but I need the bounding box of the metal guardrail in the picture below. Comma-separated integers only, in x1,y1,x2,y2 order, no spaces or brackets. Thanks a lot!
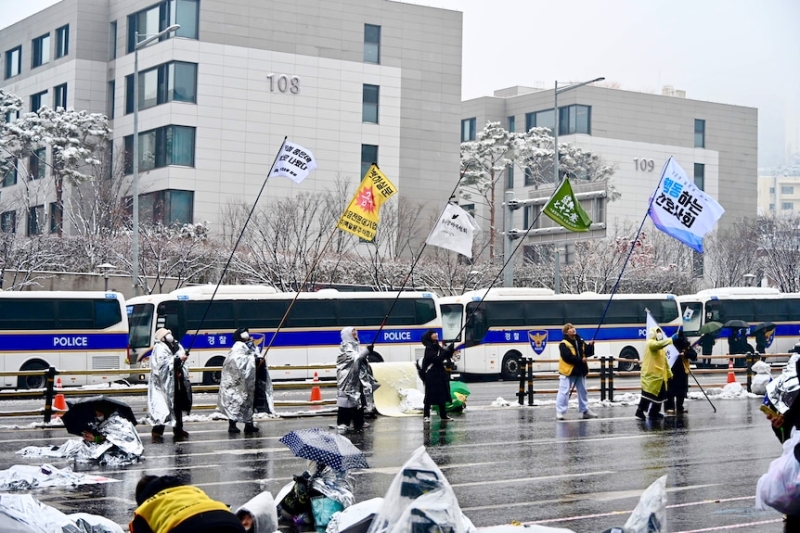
0,364,339,422
515,352,779,406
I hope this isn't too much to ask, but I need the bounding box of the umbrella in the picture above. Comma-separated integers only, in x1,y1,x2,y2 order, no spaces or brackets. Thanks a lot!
279,428,369,472
61,395,137,437
722,320,750,330
753,322,776,334
697,321,724,336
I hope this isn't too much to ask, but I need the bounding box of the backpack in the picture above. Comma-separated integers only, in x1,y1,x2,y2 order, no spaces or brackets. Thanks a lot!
416,358,426,380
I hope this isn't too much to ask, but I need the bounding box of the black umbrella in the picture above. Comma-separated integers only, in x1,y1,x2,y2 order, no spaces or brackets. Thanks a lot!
753,322,776,334
722,320,750,330
698,321,723,336
60,395,137,437
279,428,369,472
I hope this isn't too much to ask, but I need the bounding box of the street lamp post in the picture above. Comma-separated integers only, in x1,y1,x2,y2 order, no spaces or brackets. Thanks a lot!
132,24,180,296
97,263,117,291
552,76,604,294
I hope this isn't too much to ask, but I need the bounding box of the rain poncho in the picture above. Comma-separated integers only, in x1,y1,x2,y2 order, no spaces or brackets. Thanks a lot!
235,491,278,533
0,493,125,533
217,340,257,423
17,413,143,465
765,353,800,415
147,340,190,427
640,327,674,397
337,328,377,412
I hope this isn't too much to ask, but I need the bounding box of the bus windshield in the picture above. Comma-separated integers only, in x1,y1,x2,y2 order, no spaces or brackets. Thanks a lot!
441,303,463,342
127,303,154,349
681,302,704,335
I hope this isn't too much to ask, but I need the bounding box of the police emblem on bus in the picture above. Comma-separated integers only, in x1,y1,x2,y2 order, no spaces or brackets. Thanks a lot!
528,330,548,355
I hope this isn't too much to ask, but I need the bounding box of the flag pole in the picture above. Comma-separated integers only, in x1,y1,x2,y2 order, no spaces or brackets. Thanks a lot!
589,158,672,342
185,136,288,353
367,164,472,347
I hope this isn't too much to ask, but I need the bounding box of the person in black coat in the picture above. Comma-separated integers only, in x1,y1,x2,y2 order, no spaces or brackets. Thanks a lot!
664,330,697,415
420,329,455,423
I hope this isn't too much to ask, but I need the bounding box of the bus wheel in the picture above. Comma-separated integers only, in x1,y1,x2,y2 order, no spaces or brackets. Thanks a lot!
203,356,226,385
18,361,48,390
618,348,639,372
501,352,521,381
367,351,384,363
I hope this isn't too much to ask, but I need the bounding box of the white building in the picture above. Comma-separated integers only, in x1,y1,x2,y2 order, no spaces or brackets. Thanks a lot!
0,0,462,239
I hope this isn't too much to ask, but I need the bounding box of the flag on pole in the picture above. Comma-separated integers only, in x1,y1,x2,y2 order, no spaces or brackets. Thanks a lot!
269,140,317,183
425,203,481,258
337,164,398,241
648,157,724,253
543,177,592,232
646,309,680,368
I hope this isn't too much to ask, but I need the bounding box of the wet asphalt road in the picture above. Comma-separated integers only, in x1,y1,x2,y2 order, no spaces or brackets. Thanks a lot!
0,379,788,532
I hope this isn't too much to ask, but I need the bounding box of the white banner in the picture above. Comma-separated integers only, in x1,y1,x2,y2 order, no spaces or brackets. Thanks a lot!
646,309,680,368
648,157,724,253
425,203,480,258
269,140,317,183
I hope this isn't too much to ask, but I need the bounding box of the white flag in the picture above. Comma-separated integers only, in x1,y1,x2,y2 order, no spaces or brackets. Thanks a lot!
425,203,480,258
648,157,724,253
646,309,680,368
269,140,317,184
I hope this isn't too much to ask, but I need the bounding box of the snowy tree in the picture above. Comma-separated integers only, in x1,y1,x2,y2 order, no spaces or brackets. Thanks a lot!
757,215,800,292
703,218,761,288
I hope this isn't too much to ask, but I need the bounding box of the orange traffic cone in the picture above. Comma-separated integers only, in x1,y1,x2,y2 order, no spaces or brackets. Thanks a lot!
727,359,736,384
309,372,322,402
53,377,67,415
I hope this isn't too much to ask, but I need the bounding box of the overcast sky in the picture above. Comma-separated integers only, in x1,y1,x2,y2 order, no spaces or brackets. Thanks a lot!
3,0,798,167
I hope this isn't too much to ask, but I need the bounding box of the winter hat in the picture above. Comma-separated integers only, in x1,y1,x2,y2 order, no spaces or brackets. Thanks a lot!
154,328,171,342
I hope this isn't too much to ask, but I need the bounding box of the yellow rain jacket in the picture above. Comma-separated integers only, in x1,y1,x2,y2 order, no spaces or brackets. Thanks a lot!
640,327,674,396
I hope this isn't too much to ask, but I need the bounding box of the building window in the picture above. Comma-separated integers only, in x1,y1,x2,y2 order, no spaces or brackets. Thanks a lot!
29,148,46,180
49,202,62,234
694,119,705,148
107,81,116,119
507,116,515,133
506,165,514,189
362,84,379,124
526,109,554,133
27,205,45,236
109,22,117,60
32,34,50,68
53,84,68,109
5,46,21,79
769,203,775,212
461,118,476,142
139,189,194,226
4,109,19,123
125,61,198,114
769,187,775,194
782,202,794,211
361,144,378,179
2,162,17,187
128,0,199,53
523,205,541,230
124,125,196,174
781,185,794,194
364,24,380,64
0,211,16,233
30,91,49,111
56,25,69,58
558,105,591,135
693,163,705,190
524,168,535,186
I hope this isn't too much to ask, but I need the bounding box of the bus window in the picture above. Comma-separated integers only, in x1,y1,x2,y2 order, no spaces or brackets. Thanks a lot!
413,299,437,325
95,300,123,329
681,302,703,334
186,300,235,331
129,303,154,349
440,304,463,342
706,302,723,322
287,300,337,327
465,304,488,344
523,301,563,326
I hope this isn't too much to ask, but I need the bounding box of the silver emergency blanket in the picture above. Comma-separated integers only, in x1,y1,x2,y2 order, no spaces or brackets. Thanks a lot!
218,341,257,422
275,460,356,519
337,329,377,412
765,353,800,414
16,414,143,466
0,494,124,533
0,464,118,491
235,491,278,533
147,341,189,426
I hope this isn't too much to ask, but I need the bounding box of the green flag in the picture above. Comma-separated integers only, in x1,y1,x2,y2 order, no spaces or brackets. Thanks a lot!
543,177,592,232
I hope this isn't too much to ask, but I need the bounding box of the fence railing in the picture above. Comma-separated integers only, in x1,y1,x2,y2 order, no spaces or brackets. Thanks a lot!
515,352,783,406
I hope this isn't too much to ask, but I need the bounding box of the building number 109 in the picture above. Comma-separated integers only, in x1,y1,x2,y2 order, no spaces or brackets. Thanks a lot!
633,158,655,171
267,74,300,94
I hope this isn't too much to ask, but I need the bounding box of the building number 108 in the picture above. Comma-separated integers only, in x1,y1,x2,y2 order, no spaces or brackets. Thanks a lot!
267,74,300,94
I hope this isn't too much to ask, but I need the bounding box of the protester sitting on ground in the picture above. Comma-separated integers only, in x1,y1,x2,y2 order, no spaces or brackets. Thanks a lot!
130,474,245,533
235,491,278,533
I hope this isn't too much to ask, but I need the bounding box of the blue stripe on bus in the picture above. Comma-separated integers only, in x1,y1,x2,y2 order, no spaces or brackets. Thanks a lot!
481,325,680,344
180,327,434,350
0,332,129,351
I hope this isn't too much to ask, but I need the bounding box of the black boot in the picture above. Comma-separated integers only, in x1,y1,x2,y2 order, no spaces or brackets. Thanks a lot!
648,403,664,420
244,422,259,434
635,399,648,420
677,397,687,414
228,420,241,434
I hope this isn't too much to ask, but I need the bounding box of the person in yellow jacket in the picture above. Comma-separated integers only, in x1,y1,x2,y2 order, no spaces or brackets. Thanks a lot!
130,475,245,533
635,326,676,421
555,323,599,420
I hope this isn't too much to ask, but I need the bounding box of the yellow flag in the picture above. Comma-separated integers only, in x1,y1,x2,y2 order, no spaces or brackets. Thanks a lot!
337,164,398,241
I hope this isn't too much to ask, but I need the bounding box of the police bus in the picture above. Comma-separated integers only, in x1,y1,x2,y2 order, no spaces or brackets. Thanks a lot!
439,288,683,379
126,285,442,383
0,291,130,389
